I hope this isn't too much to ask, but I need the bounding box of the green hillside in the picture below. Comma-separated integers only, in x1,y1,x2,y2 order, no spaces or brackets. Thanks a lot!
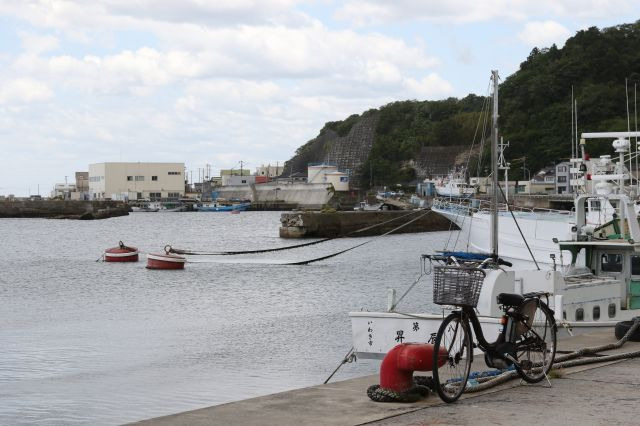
286,20,640,188
501,21,640,177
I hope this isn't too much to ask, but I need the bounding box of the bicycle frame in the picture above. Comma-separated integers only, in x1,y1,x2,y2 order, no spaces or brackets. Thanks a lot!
454,298,550,365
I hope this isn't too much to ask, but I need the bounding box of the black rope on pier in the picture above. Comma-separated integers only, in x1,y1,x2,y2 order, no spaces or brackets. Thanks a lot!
168,209,425,256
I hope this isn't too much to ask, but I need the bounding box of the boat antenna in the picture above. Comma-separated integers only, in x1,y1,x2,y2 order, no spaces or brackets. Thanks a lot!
571,86,575,160
627,78,632,176
491,70,499,259
633,83,640,191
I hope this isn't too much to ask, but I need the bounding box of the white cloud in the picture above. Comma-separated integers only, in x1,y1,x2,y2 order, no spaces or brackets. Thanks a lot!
19,32,59,54
404,74,454,99
518,20,572,47
335,0,638,25
0,78,53,103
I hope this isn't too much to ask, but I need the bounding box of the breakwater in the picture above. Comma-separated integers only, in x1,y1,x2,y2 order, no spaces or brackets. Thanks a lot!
0,200,129,219
279,209,455,238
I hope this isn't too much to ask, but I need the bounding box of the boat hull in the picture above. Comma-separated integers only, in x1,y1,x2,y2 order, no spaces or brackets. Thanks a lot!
195,202,250,212
349,310,619,359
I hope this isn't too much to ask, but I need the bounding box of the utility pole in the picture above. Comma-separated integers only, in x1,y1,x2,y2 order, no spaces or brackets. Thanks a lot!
240,160,244,176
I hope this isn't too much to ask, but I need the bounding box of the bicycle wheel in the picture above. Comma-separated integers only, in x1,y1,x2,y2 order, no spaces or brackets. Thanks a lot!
432,312,473,403
514,300,557,383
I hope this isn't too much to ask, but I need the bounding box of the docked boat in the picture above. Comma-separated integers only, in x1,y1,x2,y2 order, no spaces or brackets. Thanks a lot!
131,202,160,212
104,241,139,262
194,201,250,212
425,167,476,198
354,201,383,211
431,141,638,270
349,71,640,361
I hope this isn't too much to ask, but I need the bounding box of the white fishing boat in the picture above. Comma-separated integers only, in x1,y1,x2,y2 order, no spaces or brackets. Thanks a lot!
130,202,160,212
426,167,476,198
431,140,639,270
349,71,640,361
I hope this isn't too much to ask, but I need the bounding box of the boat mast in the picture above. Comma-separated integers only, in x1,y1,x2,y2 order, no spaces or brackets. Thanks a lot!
491,70,499,258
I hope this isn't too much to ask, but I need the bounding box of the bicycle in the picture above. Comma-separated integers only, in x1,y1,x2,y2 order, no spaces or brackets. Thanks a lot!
430,257,557,403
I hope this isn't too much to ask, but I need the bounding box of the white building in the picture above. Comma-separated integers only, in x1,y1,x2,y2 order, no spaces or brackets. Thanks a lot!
51,183,76,199
222,175,257,186
89,162,185,200
307,163,349,191
255,164,284,178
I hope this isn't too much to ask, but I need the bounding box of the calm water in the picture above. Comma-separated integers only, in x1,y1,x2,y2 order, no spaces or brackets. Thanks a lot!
1,212,449,424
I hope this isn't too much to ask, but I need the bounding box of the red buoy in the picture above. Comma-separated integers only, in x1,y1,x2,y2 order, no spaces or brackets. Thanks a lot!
379,343,446,393
146,245,186,270
104,241,139,262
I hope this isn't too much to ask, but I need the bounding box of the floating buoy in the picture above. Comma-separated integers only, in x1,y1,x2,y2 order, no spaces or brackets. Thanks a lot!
147,245,186,270
104,241,139,262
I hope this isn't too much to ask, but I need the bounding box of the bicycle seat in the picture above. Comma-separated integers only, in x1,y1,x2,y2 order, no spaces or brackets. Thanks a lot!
497,293,524,306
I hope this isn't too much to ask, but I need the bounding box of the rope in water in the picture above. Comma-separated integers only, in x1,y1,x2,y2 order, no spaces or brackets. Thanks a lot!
169,209,424,256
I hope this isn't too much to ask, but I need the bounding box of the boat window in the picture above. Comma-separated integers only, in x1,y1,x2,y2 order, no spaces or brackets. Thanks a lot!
601,253,623,272
590,200,601,211
631,256,640,276
576,308,584,321
608,303,616,318
593,306,600,321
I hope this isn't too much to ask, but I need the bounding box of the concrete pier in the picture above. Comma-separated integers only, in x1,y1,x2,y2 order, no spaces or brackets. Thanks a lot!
136,329,640,425
0,200,129,219
279,210,455,238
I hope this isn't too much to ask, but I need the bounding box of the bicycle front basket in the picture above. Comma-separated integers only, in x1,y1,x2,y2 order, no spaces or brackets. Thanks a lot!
432,265,486,307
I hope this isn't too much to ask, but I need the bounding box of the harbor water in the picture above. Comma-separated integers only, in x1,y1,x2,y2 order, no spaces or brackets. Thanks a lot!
1,212,448,424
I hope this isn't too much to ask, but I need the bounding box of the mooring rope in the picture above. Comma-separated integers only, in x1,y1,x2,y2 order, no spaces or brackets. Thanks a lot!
285,210,432,265
170,238,333,256
168,209,424,256
497,183,540,270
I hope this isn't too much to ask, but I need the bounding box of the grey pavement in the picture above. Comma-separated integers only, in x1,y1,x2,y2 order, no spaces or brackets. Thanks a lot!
135,330,640,426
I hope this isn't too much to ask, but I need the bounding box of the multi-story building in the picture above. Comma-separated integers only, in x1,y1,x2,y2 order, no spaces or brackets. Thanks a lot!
71,172,90,200
529,165,557,194
555,161,572,194
88,162,185,200
255,164,284,178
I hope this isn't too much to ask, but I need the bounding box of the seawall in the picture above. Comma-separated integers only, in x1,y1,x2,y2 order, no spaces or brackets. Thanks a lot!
216,182,334,209
0,200,130,219
279,210,455,238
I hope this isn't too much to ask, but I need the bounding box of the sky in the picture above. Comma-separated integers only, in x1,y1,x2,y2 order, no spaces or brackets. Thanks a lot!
1,1,639,196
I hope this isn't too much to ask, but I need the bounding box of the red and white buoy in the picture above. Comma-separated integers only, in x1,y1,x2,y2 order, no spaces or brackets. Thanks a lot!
146,245,186,270
104,241,139,262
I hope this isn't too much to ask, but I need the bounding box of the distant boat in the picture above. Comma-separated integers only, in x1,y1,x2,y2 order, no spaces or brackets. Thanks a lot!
131,202,160,212
194,201,250,212
354,201,382,211
426,167,476,198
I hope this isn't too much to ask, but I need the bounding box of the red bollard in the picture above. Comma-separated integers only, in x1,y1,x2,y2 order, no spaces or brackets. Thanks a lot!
379,343,447,392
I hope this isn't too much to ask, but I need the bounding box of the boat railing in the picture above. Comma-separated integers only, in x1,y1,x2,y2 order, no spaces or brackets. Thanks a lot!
432,197,574,217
